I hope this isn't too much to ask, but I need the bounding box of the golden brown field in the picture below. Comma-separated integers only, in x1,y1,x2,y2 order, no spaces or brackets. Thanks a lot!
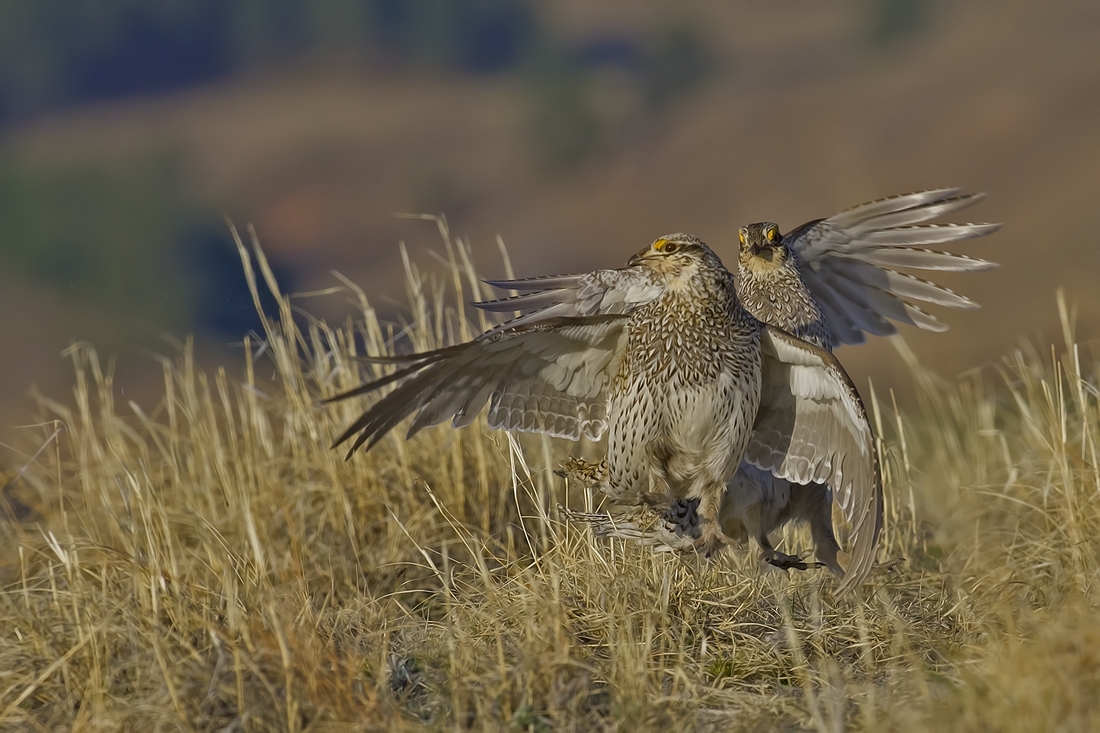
2,226,1099,731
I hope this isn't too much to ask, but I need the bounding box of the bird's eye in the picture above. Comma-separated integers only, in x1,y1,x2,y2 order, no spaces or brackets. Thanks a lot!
738,230,746,245
663,241,680,254
766,226,779,243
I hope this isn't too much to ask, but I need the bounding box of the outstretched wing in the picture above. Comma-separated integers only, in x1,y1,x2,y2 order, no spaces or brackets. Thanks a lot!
325,315,630,456
746,326,883,596
476,267,665,333
788,188,1000,346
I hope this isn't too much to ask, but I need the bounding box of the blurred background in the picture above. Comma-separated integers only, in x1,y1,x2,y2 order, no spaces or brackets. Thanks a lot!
1,0,1098,448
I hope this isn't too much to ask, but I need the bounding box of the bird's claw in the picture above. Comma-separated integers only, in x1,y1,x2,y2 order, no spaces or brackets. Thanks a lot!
688,521,730,558
763,550,825,572
554,457,607,484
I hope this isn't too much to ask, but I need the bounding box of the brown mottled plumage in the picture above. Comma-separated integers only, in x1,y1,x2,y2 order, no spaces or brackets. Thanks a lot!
558,189,998,584
601,236,764,553
328,234,883,591
727,222,847,572
736,222,833,350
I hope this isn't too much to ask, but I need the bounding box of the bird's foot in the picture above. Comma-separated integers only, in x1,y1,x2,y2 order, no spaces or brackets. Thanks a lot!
639,490,679,514
659,498,699,537
763,549,825,572
690,521,730,558
557,503,696,551
554,457,607,485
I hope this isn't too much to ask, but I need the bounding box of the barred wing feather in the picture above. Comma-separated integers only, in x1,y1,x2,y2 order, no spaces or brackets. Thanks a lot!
325,315,631,456
788,189,1000,346
476,267,665,333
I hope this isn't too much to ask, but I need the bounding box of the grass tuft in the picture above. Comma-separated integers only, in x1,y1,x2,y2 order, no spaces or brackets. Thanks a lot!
2,225,1099,731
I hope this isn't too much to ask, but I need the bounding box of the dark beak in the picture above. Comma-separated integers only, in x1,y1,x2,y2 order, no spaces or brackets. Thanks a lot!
627,252,645,267
750,243,775,260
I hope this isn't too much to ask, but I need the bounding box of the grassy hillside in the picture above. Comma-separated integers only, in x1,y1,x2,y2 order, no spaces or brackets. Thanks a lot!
1,231,1098,730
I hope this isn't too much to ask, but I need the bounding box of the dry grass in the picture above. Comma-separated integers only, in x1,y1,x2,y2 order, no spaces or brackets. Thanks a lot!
2,222,1099,731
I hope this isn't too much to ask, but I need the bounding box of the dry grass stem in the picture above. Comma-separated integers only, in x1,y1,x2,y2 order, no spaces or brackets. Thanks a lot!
1,226,1097,731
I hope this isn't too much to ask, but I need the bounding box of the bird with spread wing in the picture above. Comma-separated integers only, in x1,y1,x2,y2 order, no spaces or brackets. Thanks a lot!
326,234,883,596
499,189,997,579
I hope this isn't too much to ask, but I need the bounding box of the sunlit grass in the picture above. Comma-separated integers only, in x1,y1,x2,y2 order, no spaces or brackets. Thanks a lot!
1,222,1098,731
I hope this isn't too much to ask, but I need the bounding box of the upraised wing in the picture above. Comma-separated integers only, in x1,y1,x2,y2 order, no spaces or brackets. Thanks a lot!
746,326,884,595
475,267,665,334
788,188,1000,346
325,315,632,456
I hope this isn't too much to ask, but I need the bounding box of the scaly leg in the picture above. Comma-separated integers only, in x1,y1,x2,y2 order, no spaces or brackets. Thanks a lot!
793,483,843,576
756,528,825,572
695,481,732,557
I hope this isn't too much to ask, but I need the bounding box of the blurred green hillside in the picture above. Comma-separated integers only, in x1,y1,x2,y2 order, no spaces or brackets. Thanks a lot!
0,0,709,341
0,0,535,115
0,0,1098,449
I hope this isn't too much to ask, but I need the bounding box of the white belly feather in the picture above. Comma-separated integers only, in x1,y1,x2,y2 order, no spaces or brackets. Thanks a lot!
607,363,760,501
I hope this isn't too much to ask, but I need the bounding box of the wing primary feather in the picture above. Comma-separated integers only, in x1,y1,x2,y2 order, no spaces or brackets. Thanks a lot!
453,381,497,428
818,275,897,337
848,280,949,332
480,303,582,336
332,365,447,453
825,188,960,229
483,274,585,292
858,223,1002,249
834,261,980,309
324,356,445,404
352,351,449,365
854,244,998,272
834,442,883,597
406,369,478,438
473,290,571,312
850,193,989,230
